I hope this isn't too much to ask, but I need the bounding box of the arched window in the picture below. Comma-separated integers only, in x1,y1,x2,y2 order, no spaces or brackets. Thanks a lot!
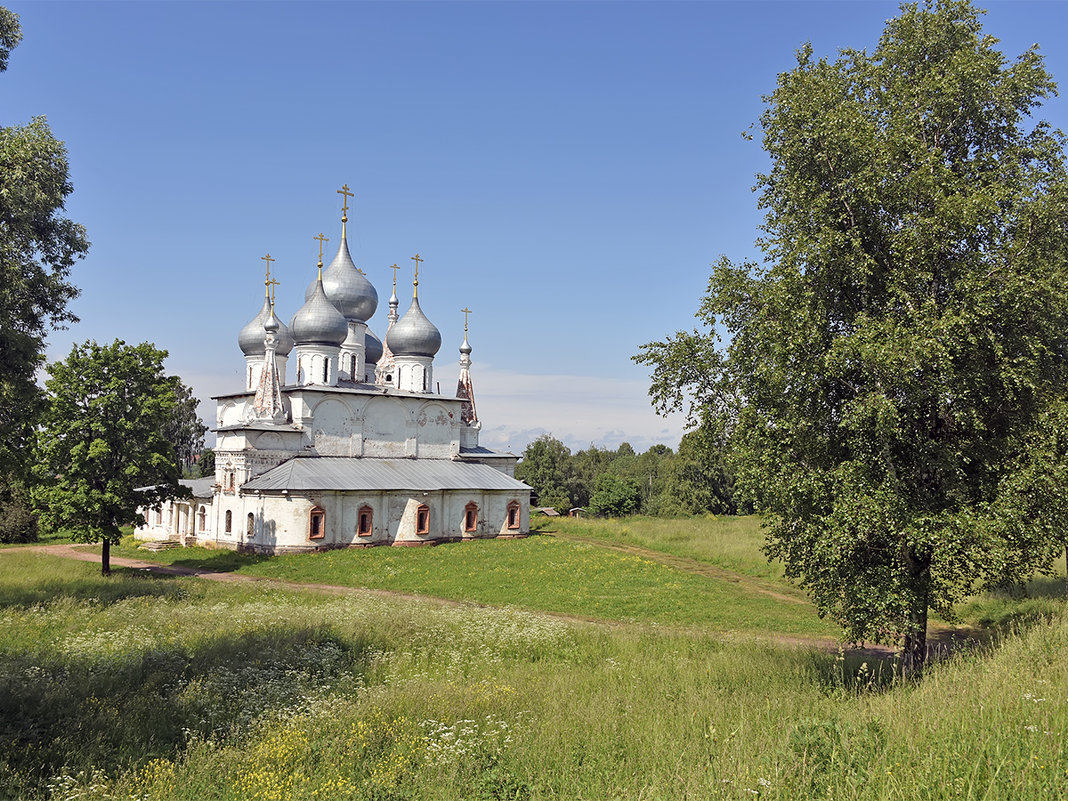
309,506,325,539
155,508,162,525
228,472,235,491
322,358,329,383
416,504,430,535
464,502,478,533
198,506,207,531
225,510,232,533
507,501,520,530
246,513,255,537
357,505,373,537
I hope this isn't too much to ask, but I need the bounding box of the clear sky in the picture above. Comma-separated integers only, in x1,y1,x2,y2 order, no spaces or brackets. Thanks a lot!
5,1,1067,455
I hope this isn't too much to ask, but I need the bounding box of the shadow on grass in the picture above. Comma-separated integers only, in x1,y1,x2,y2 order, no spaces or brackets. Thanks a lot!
0,572,187,611
164,549,274,574
808,627,989,696
0,624,375,799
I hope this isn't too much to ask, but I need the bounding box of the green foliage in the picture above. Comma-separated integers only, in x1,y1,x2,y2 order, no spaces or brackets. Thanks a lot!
0,7,20,73
163,380,207,474
196,447,215,478
31,341,189,569
587,472,642,517
515,435,574,512
0,9,89,478
636,1,1068,672
0,473,36,542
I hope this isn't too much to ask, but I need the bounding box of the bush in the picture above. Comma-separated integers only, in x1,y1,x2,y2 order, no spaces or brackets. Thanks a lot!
0,478,38,543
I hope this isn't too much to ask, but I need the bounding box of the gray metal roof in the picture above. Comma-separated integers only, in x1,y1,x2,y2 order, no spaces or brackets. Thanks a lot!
459,445,517,458
242,456,531,493
181,477,216,499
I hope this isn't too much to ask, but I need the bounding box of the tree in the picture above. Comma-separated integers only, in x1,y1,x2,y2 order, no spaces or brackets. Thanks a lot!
197,447,216,478
636,1,1068,674
0,6,89,509
163,380,207,475
32,341,189,575
515,435,574,512
588,473,642,518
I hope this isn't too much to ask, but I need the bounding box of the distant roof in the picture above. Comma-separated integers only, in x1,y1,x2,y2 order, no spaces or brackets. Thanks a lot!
533,507,560,516
242,457,531,494
459,445,517,458
181,477,216,499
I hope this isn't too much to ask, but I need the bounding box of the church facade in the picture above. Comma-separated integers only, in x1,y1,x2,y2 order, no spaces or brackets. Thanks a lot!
136,188,530,553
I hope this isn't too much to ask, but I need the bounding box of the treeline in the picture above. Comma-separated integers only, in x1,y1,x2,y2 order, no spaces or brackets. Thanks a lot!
514,429,742,518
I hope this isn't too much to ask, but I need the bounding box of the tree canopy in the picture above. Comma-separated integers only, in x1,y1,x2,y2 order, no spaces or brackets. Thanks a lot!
636,0,1068,673
0,7,89,483
32,341,191,574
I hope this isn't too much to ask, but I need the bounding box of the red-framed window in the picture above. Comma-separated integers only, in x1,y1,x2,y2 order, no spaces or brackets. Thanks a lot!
464,502,478,533
357,505,373,537
309,506,325,539
416,504,430,535
507,501,520,530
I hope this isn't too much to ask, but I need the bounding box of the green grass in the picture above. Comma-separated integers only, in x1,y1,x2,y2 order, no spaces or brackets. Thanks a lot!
541,514,785,579
107,528,834,637
0,550,1065,800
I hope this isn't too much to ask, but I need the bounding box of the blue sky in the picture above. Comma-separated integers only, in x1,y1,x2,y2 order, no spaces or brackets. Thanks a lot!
5,1,1068,454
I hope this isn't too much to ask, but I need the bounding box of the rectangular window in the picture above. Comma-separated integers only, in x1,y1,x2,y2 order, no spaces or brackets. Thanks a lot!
358,506,373,537
464,503,478,533
416,505,429,535
507,503,520,530
309,507,325,539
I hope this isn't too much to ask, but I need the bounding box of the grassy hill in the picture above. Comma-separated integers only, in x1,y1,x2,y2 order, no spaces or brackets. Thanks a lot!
1,516,1065,800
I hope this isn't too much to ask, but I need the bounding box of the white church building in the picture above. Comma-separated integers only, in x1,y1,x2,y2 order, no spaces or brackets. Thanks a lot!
136,188,531,553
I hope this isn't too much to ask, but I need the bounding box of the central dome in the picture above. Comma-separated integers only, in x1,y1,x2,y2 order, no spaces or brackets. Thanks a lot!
385,295,441,357
306,233,378,322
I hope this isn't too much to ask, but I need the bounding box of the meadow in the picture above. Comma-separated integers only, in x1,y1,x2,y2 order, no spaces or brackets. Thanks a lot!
1,516,1065,800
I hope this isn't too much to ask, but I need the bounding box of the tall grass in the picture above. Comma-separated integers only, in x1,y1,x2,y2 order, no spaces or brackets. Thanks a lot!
1,551,1065,800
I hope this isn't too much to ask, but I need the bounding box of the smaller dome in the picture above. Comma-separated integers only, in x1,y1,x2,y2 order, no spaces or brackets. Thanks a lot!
365,329,384,365
290,277,349,347
459,334,472,356
239,296,271,356
273,310,294,356
386,295,441,358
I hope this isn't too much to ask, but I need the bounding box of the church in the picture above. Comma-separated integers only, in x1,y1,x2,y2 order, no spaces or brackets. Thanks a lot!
136,187,531,553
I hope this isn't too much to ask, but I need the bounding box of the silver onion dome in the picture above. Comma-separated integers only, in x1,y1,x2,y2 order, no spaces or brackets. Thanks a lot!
459,334,472,356
290,277,349,346
240,296,295,356
306,233,378,323
365,329,384,365
386,295,442,357
238,296,271,356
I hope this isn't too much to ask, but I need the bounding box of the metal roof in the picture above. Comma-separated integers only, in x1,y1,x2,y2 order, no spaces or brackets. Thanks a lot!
181,477,216,499
242,456,531,493
459,445,516,458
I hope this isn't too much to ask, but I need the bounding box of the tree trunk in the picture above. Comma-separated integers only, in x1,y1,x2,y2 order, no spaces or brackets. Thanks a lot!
101,539,111,576
902,550,930,678
902,599,928,678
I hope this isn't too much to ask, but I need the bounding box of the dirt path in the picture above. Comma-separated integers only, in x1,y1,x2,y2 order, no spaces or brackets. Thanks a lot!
549,531,812,605
9,542,981,659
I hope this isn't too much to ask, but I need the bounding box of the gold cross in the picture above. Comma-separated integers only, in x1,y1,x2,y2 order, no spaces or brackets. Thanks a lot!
461,307,472,333
337,184,353,222
411,253,423,285
389,263,399,289
261,253,275,297
267,276,280,307
314,233,328,266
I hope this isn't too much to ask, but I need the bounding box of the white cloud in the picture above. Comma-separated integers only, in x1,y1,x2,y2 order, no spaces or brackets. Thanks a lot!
185,363,686,456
